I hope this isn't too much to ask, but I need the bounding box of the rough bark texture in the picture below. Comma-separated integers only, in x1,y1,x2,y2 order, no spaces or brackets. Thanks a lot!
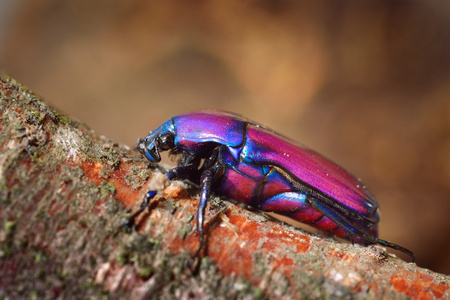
0,74,449,299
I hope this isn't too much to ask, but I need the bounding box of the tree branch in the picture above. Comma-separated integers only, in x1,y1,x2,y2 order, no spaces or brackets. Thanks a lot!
0,74,449,299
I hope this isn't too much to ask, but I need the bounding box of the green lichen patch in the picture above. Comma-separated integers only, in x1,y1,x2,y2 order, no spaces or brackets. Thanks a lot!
25,109,46,126
99,164,110,179
91,141,122,168
178,217,193,239
125,166,149,189
100,181,116,198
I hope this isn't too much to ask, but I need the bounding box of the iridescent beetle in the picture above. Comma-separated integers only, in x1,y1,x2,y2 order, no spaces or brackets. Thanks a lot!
126,110,414,262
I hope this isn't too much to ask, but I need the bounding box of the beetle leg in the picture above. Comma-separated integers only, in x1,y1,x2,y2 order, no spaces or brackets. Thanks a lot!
307,197,370,240
259,192,414,261
123,190,157,231
374,238,415,262
308,197,416,262
263,192,383,249
167,156,201,181
192,169,213,258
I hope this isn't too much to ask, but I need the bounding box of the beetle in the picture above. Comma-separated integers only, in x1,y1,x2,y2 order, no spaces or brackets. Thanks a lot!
126,110,415,262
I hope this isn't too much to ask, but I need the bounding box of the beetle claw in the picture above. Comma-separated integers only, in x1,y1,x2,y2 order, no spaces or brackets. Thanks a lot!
122,218,136,233
184,256,200,275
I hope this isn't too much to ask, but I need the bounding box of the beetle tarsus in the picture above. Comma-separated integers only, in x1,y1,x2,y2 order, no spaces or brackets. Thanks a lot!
375,238,416,262
123,190,157,232
185,255,201,275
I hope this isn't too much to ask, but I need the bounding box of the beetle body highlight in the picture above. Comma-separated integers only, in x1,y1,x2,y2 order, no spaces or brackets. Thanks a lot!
131,110,414,261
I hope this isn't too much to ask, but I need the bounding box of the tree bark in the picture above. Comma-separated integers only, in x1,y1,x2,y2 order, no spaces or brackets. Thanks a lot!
0,74,449,299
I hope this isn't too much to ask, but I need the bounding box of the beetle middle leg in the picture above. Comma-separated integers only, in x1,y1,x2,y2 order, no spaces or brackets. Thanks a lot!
193,169,213,258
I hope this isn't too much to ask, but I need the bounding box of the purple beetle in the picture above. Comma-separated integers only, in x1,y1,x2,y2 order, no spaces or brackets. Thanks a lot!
126,110,414,261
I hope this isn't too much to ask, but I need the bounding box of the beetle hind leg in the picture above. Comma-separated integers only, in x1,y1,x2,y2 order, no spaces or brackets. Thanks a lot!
259,192,415,262
308,197,415,262
374,238,415,262
259,192,365,241
308,197,375,241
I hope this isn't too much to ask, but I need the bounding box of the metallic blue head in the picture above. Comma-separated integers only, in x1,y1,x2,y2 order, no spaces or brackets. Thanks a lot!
137,119,175,162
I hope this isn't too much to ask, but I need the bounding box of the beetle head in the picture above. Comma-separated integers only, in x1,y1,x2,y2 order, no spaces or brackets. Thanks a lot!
138,120,176,162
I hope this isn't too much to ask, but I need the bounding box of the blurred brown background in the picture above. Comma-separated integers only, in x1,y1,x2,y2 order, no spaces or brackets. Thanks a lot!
1,0,449,274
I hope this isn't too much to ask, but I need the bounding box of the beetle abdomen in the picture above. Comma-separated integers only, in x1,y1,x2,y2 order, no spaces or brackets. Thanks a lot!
241,124,379,221
216,148,378,241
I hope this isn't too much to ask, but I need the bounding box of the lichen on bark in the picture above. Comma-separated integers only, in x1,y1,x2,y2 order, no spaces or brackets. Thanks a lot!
1,75,449,299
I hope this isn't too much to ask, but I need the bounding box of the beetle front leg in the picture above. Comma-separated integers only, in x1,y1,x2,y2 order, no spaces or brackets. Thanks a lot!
167,156,201,181
123,190,157,231
125,157,201,232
